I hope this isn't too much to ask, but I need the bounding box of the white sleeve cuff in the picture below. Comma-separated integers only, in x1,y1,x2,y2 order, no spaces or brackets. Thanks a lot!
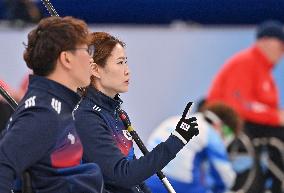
172,130,187,145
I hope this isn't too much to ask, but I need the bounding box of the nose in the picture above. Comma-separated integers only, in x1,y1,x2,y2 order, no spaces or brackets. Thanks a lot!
125,64,130,75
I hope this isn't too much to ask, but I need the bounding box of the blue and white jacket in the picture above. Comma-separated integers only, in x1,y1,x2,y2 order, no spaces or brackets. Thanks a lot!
74,86,185,193
146,113,236,193
0,75,104,193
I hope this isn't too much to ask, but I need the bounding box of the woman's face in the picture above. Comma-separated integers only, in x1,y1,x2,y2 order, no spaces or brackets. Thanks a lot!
95,43,130,98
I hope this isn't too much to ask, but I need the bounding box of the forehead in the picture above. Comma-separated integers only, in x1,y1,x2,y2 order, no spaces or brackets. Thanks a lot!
110,43,126,57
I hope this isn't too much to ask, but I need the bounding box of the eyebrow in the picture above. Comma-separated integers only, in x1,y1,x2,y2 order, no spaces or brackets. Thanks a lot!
117,57,127,60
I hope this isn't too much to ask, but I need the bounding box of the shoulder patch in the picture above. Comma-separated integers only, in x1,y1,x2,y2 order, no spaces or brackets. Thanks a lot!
25,96,36,108
93,104,101,112
51,98,61,114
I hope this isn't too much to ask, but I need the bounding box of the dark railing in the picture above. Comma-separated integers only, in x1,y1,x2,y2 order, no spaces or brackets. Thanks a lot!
1,0,284,25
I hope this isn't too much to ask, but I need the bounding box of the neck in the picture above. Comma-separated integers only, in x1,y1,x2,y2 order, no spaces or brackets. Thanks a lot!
93,83,116,98
255,40,280,64
47,72,77,92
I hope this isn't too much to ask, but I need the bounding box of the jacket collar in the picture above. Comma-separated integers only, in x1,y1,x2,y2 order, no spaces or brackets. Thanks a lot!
86,86,123,113
28,75,80,108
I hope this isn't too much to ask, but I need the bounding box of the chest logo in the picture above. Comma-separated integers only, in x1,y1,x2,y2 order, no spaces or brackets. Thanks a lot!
51,98,61,114
25,96,36,108
122,130,132,140
68,132,75,144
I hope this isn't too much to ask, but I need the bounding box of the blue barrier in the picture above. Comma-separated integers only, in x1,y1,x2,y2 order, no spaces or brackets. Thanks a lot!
35,0,284,24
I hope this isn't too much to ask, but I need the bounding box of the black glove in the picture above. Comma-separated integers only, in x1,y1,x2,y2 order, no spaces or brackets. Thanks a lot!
172,102,199,144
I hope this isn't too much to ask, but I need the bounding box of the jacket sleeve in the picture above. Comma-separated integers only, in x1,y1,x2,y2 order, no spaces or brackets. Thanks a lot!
0,107,58,192
75,110,184,188
207,60,280,126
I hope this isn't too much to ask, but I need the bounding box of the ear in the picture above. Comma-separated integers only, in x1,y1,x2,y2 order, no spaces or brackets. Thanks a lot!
91,63,101,79
58,51,72,69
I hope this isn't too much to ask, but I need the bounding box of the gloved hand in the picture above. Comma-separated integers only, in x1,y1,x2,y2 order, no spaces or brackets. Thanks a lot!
172,102,199,144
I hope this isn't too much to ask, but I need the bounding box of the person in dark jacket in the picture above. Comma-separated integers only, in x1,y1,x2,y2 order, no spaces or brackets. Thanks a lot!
0,16,104,193
74,32,199,193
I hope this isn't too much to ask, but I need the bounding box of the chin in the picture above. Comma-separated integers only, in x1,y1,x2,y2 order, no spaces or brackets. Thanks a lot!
119,88,128,93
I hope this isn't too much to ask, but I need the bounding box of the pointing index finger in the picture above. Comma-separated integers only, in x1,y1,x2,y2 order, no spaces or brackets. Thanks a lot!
182,102,193,119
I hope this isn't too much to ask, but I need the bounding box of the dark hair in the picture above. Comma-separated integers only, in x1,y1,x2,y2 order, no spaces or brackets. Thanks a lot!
201,102,243,134
90,32,125,67
23,16,90,76
256,20,284,42
195,97,206,112
89,32,125,86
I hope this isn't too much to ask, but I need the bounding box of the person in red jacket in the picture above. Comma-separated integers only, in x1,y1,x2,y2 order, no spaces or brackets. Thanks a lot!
0,79,17,132
0,76,29,132
207,20,284,193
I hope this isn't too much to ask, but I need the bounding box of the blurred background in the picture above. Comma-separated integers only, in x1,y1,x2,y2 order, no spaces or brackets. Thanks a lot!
1,0,284,140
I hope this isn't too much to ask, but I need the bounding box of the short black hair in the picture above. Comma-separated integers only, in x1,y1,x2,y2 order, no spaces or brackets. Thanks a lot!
256,20,284,42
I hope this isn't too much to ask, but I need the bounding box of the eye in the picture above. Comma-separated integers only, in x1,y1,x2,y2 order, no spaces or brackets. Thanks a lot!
117,61,124,65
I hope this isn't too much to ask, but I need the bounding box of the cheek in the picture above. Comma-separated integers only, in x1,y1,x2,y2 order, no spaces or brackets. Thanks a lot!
77,55,89,68
109,68,124,78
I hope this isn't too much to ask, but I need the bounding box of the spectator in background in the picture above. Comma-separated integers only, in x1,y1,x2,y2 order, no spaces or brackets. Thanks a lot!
16,74,29,101
5,0,42,25
194,97,206,112
0,79,14,132
207,20,284,193
0,79,18,101
0,76,29,132
146,102,241,193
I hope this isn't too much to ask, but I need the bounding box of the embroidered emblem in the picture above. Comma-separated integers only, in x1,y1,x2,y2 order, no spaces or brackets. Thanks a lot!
122,130,132,140
93,104,101,112
51,98,61,114
25,96,36,108
68,132,75,144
